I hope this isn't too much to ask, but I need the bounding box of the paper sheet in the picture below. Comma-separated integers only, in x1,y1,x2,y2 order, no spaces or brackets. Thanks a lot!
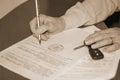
0,26,119,80
56,52,119,80
0,28,90,80
56,26,120,80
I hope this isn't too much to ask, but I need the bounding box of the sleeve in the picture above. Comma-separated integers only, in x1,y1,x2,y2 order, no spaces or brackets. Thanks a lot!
62,0,120,30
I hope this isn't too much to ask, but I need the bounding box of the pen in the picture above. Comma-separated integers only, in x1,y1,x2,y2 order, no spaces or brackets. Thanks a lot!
74,42,104,60
35,0,41,44
74,44,85,50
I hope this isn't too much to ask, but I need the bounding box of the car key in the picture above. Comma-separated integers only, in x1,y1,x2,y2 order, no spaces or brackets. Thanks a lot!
74,41,104,60
87,45,104,60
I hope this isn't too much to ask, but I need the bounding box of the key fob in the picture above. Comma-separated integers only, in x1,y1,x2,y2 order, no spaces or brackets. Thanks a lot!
87,45,104,60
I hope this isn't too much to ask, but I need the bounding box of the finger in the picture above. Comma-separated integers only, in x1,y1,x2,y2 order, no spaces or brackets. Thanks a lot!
85,30,100,43
33,33,38,39
85,28,118,41
33,32,49,41
85,32,112,45
40,22,58,34
46,23,57,33
36,25,48,34
41,32,50,41
44,32,50,38
91,38,113,49
103,43,120,52
41,35,48,41
94,28,116,34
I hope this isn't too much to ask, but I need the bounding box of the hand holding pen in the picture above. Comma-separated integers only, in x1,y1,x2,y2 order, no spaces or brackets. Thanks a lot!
30,0,66,42
30,14,66,42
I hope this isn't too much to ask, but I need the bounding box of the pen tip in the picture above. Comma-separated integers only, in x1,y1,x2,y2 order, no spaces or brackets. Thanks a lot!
38,35,41,45
39,40,41,45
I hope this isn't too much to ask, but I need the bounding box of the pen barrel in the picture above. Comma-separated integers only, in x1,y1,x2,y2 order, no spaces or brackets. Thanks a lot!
35,0,40,28
35,0,41,44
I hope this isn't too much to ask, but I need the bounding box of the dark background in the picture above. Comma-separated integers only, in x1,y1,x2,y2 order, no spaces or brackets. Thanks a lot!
105,12,120,27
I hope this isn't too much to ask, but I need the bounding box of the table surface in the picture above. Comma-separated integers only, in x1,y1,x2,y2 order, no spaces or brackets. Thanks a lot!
0,1,119,80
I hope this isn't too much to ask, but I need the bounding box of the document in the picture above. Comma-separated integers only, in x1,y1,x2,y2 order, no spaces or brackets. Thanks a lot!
56,52,119,80
0,26,119,80
56,26,120,80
